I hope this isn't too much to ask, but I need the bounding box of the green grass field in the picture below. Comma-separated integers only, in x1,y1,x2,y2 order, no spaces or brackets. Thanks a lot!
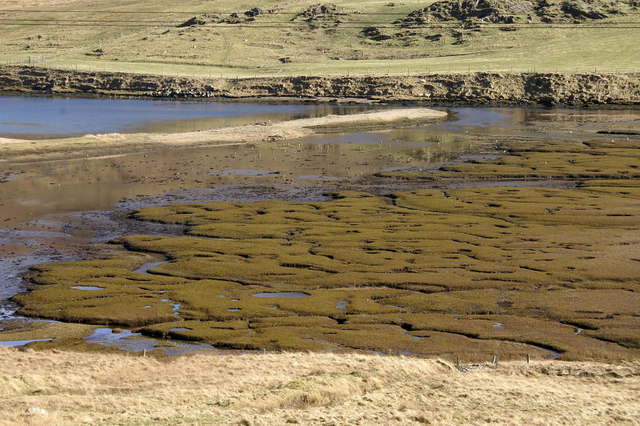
1,0,639,77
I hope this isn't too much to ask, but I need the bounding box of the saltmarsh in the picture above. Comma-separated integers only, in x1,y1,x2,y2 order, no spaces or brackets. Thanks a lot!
13,136,640,360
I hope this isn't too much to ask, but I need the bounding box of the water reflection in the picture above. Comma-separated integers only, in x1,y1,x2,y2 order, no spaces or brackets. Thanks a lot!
0,95,371,138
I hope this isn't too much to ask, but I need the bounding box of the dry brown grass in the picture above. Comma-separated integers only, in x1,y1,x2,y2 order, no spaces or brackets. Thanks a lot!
1,347,639,425
0,0,79,7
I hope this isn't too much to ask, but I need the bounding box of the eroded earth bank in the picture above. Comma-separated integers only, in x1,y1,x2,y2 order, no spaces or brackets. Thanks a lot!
2,65,640,105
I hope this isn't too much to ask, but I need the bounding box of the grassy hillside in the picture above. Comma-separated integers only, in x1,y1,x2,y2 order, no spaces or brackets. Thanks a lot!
2,347,639,424
0,0,638,77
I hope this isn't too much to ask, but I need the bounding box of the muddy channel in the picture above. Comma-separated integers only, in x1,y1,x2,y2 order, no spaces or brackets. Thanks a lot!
1,97,639,354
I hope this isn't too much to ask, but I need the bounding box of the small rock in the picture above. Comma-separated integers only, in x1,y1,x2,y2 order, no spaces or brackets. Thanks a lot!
26,407,48,415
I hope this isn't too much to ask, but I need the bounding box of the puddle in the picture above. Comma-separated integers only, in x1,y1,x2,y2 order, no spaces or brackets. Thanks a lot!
143,305,152,309
576,328,584,335
71,286,104,291
493,322,504,329
228,308,241,312
163,342,217,356
336,300,349,310
0,338,52,347
403,332,426,340
86,327,137,342
161,299,180,316
547,350,563,360
84,327,215,355
267,306,279,310
253,292,310,298
134,261,167,274
169,327,192,332
231,298,240,302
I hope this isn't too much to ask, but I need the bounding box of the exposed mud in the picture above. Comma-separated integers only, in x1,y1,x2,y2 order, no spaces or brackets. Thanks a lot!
1,66,639,106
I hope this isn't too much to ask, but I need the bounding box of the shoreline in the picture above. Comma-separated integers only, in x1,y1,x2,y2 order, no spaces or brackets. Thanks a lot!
2,65,640,106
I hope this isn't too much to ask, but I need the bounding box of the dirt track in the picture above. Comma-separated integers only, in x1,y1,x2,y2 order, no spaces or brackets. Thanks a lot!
2,65,640,105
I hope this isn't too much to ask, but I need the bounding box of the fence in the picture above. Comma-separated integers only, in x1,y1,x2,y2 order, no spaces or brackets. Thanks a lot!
6,55,46,65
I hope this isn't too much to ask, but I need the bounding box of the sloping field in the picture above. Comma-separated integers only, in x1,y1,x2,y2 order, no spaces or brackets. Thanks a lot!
0,0,638,77
1,347,639,425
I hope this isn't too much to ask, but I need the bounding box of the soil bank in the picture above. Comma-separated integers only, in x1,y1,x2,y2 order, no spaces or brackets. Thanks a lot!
1,65,640,106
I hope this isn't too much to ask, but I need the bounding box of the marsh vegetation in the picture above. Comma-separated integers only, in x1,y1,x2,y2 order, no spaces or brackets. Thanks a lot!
3,104,639,362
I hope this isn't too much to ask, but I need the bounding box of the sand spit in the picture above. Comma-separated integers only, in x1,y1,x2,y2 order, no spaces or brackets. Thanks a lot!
1,347,639,425
0,108,446,162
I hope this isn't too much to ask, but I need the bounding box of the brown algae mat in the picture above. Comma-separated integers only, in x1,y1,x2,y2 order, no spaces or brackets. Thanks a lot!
2,347,640,425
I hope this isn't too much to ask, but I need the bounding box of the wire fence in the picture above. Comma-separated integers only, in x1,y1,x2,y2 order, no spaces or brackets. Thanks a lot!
6,55,46,65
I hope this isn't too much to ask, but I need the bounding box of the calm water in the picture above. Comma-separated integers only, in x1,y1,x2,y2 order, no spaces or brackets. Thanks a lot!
0,95,367,138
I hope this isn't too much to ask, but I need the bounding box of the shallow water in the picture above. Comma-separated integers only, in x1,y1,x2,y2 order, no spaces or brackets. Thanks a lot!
134,261,167,274
71,286,104,291
161,299,180,316
0,338,52,347
336,300,349,310
0,95,369,138
84,327,216,354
